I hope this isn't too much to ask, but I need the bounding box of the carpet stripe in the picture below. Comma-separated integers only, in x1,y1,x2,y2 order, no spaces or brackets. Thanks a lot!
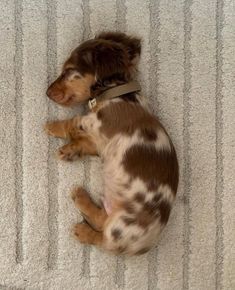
155,1,185,289
116,0,126,32
215,0,224,289
115,255,126,290
89,0,116,37
0,286,22,290
81,160,91,280
55,0,85,271
14,0,24,265
149,0,160,114
82,0,91,40
20,0,49,267
221,1,235,288
0,0,18,272
125,0,150,96
188,0,217,289
46,0,59,270
183,0,193,289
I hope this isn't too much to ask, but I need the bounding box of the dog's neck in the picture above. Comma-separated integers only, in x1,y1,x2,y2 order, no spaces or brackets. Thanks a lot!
88,79,141,109
90,74,130,98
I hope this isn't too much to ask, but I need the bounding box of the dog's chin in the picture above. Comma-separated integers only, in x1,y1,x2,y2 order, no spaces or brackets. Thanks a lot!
49,92,90,107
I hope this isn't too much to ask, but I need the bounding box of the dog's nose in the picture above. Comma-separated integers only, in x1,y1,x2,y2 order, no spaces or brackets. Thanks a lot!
46,87,64,102
46,86,53,98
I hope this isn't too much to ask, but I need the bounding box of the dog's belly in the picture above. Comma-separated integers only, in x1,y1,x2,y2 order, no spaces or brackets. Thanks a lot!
103,197,113,215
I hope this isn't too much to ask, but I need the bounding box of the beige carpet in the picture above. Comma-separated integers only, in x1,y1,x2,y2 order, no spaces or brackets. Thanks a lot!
0,0,234,289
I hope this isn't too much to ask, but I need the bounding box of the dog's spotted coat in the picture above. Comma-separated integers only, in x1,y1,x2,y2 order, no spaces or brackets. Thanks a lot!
45,32,179,255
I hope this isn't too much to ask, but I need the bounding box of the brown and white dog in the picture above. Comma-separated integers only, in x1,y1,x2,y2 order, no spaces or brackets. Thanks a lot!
45,32,179,255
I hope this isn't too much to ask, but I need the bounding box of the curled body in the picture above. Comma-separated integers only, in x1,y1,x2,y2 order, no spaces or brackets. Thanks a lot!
45,32,179,255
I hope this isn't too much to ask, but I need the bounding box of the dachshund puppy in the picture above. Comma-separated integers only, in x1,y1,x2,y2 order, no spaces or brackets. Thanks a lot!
45,32,179,255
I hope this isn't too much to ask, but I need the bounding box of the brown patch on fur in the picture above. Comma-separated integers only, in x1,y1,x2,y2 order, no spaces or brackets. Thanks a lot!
123,182,131,190
121,216,136,226
111,228,122,241
122,144,179,193
134,192,145,203
96,32,141,62
159,200,171,224
135,195,171,228
153,194,162,204
117,246,126,253
143,201,159,215
141,128,157,141
137,211,158,228
123,202,136,214
97,102,160,139
131,235,139,241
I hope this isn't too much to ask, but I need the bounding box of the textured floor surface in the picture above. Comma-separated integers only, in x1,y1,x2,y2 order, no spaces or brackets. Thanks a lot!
0,0,235,289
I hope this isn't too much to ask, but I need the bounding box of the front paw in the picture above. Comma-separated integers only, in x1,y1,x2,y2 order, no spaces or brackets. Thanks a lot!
44,121,67,138
71,187,89,203
45,121,58,136
57,144,80,161
73,223,92,244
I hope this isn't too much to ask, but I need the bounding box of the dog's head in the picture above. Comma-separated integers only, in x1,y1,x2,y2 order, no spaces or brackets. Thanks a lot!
46,32,141,106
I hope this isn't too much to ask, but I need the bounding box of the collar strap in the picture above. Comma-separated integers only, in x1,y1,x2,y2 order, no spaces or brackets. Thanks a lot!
88,80,141,109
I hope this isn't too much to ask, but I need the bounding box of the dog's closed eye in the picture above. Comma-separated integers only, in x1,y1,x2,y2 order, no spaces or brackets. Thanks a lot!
61,69,82,81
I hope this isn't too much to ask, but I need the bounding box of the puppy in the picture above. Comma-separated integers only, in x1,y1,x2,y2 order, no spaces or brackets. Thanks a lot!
45,32,179,255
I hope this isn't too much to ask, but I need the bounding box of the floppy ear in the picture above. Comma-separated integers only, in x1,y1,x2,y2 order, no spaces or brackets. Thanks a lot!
81,50,93,67
92,40,130,80
96,32,141,63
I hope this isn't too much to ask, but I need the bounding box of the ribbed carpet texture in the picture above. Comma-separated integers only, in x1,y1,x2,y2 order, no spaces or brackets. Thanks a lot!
0,0,234,289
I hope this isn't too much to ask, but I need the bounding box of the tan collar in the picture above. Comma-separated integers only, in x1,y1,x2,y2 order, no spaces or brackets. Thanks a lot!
88,80,141,109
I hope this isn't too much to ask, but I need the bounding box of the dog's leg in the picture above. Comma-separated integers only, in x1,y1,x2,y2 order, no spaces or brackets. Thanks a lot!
46,116,98,158
71,187,108,231
45,116,81,139
57,134,98,161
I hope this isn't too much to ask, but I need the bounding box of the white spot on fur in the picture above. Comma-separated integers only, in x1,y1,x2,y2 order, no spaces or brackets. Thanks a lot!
103,133,144,202
128,178,147,197
158,184,175,204
82,113,101,132
155,129,171,151
81,113,106,153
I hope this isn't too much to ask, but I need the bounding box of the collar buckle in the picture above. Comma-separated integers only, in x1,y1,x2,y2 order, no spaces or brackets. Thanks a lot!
88,98,97,109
